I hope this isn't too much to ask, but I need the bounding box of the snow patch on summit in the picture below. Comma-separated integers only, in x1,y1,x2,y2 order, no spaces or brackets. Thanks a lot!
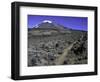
43,20,53,23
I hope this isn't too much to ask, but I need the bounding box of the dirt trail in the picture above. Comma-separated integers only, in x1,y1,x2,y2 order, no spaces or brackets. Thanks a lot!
54,41,76,65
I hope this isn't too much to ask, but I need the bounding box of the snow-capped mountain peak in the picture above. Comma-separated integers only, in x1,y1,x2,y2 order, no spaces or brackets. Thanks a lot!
32,20,69,31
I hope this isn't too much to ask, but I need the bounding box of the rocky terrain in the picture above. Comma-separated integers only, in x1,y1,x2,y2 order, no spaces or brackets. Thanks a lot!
28,20,87,66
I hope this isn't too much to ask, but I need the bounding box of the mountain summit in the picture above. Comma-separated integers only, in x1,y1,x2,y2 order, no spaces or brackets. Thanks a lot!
33,20,66,30
28,20,72,36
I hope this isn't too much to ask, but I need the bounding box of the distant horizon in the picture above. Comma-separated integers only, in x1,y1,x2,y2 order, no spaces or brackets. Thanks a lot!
28,15,88,31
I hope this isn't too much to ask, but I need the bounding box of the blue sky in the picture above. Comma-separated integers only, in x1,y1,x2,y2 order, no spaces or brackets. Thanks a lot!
28,15,88,31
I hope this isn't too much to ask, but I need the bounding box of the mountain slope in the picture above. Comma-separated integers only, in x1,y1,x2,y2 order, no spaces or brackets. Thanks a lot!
28,20,87,66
